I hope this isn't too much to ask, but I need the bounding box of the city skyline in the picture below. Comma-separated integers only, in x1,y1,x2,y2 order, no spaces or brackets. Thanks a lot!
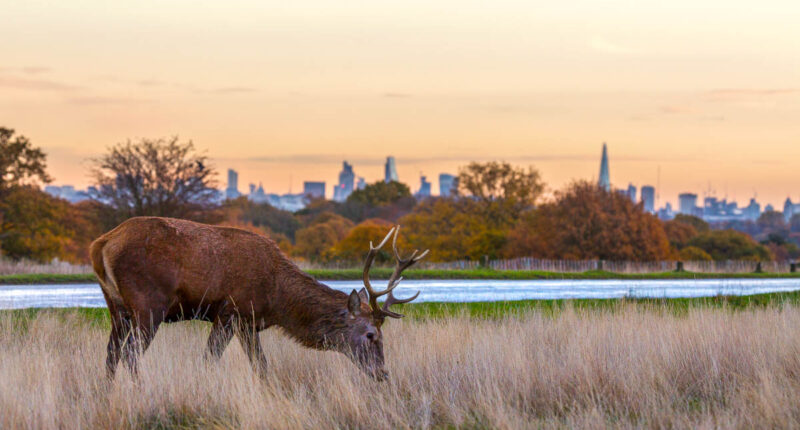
3,1,800,207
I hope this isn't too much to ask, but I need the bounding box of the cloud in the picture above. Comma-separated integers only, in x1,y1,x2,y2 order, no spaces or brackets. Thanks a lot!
0,76,79,91
65,96,151,105
659,105,693,114
211,86,258,94
383,92,411,98
21,66,51,75
589,37,637,55
705,88,798,101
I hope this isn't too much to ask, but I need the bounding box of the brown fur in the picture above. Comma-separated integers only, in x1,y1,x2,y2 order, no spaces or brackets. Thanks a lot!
90,217,384,379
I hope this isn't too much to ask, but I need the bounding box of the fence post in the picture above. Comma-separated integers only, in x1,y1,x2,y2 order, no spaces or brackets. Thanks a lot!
675,261,684,272
754,262,763,273
596,260,603,271
791,262,797,273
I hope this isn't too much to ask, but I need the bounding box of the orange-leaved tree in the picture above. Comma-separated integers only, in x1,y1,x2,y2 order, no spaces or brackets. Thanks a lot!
504,181,672,261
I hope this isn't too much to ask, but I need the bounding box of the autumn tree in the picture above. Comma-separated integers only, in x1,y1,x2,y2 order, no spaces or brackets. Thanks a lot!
679,246,713,261
399,198,508,261
687,230,772,261
293,212,354,262
0,186,97,262
757,210,789,238
89,137,218,226
341,180,416,223
504,181,672,261
328,219,403,263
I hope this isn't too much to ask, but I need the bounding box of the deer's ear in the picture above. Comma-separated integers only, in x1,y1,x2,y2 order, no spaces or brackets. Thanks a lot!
347,290,361,316
357,287,368,303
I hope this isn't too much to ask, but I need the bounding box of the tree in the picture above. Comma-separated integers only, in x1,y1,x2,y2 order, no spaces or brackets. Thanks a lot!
293,212,354,262
456,161,544,207
399,197,509,261
341,181,416,223
347,181,411,206
672,214,710,233
757,211,789,237
222,197,300,240
679,246,713,262
328,219,402,263
0,186,81,262
687,230,772,261
89,137,217,225
663,220,697,249
504,181,672,261
0,127,51,192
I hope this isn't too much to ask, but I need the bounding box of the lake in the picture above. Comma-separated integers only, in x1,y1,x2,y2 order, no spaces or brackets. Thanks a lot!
2,278,800,309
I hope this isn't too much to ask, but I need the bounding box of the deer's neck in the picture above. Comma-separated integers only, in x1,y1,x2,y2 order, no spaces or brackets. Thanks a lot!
272,264,348,349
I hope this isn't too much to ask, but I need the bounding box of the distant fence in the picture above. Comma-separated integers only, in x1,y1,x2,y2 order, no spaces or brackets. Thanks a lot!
0,259,93,275
2,257,796,276
299,258,798,274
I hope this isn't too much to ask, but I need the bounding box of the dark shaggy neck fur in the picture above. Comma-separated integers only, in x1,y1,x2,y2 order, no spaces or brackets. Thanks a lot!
270,260,353,349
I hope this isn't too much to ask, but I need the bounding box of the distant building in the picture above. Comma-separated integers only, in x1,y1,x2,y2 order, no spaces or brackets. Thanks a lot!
627,184,637,203
439,173,457,196
641,185,655,213
384,156,399,183
765,204,775,213
678,193,699,215
225,169,241,200
416,175,431,198
248,183,270,204
598,143,610,191
356,177,366,190
333,161,356,202
657,202,674,220
783,198,800,222
743,198,761,220
303,181,325,200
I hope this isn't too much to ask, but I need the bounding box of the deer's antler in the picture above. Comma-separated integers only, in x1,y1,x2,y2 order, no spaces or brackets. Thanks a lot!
362,226,427,320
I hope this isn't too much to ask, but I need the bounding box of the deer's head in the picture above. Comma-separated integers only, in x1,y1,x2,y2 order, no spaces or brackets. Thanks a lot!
335,226,426,381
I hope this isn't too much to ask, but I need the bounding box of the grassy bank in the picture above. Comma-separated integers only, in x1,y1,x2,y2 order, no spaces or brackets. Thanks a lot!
4,301,800,428
3,268,800,285
7,288,800,328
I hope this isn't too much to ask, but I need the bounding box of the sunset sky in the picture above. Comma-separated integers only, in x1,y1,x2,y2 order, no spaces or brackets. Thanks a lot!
2,1,799,207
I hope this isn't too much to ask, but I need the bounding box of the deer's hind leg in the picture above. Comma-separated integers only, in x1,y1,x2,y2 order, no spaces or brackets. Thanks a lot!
105,303,132,380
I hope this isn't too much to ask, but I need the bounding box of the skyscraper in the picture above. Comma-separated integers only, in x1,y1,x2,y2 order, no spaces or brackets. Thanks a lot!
226,168,241,200
303,181,325,199
627,184,637,203
384,156,399,183
641,185,655,213
678,193,698,215
598,143,610,191
439,173,456,196
333,161,355,202
416,175,431,198
356,177,366,190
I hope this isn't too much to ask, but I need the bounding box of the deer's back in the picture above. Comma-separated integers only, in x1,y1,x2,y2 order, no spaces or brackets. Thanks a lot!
91,217,283,319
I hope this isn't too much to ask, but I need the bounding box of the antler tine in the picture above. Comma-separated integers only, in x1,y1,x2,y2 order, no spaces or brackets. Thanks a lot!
379,225,428,319
362,227,397,313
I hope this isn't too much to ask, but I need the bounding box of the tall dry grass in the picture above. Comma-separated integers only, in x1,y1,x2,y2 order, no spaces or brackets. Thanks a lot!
2,306,800,429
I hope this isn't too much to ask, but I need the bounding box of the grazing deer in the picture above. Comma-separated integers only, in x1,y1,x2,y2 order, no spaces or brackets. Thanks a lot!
90,217,426,380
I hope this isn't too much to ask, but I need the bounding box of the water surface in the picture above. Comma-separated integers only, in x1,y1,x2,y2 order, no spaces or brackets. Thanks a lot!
2,278,800,309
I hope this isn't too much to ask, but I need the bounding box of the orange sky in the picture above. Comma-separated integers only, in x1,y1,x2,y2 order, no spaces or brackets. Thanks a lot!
2,1,799,207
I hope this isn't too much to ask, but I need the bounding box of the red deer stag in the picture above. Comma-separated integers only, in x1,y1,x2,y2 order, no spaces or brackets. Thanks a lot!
90,217,426,380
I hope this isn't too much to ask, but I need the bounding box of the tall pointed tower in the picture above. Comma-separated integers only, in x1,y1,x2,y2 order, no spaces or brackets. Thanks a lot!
598,143,610,191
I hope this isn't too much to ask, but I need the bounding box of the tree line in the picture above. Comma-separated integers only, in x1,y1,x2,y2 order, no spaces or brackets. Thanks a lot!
1,127,799,265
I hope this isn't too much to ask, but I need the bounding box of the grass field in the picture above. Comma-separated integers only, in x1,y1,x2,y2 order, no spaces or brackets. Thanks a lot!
3,268,800,285
4,296,800,428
